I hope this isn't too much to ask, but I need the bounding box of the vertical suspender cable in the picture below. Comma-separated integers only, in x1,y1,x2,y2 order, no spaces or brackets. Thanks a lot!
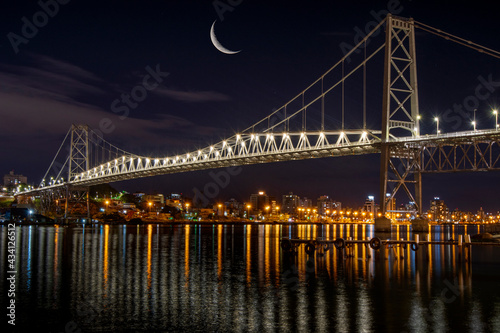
284,105,287,132
363,41,367,130
40,127,71,186
302,93,305,132
342,60,345,130
321,77,325,131
304,107,307,132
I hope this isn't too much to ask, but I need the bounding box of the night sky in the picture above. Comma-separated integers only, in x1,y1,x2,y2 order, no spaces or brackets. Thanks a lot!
1,0,499,211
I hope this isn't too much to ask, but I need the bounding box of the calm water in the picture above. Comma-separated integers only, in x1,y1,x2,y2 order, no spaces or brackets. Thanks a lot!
2,223,500,332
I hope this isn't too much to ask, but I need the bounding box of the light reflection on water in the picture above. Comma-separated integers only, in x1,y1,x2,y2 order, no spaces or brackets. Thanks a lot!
1,223,500,332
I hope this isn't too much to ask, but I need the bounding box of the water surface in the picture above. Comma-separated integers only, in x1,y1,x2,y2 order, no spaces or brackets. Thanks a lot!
2,223,500,332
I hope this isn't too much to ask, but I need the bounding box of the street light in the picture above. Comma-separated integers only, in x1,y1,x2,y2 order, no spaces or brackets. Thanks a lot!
416,114,421,136
434,117,440,135
105,200,110,213
246,204,251,219
148,201,152,213
297,207,303,220
494,109,498,130
472,108,477,131
473,108,477,131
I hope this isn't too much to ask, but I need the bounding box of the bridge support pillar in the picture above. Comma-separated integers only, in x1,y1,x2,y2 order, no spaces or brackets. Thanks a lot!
411,218,429,233
63,185,91,223
374,217,392,232
87,190,91,223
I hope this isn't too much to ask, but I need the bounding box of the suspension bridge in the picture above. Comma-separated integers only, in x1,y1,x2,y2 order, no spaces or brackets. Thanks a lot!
16,15,500,224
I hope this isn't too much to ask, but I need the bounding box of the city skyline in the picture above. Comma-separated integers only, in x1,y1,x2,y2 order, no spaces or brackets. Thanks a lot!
89,184,500,216
1,1,499,212
6,168,496,214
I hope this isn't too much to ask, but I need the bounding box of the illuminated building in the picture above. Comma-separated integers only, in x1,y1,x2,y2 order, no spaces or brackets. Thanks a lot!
3,170,27,187
317,195,340,216
250,191,269,213
282,192,299,214
428,197,449,222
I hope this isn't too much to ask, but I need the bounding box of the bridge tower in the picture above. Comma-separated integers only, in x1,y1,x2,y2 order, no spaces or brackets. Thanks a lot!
64,124,91,220
379,15,422,218
68,124,90,180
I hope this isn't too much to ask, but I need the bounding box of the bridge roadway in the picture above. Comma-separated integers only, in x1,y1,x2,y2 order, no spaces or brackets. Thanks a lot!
20,128,500,195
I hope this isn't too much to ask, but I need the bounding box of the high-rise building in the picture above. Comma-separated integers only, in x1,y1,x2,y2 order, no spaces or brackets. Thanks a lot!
301,197,313,208
476,207,485,222
317,195,339,216
269,197,278,215
428,197,448,222
363,196,376,214
385,193,396,211
250,191,268,213
282,192,299,214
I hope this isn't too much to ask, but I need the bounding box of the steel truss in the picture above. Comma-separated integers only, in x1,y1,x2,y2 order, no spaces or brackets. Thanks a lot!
385,144,421,213
37,187,66,216
63,185,90,220
420,135,500,172
45,130,381,187
69,124,89,179
64,125,91,219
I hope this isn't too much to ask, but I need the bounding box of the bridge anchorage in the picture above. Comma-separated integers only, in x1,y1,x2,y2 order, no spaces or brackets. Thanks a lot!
16,14,500,226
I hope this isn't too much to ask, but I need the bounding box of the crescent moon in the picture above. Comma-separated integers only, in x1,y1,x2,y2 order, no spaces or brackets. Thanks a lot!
210,20,241,55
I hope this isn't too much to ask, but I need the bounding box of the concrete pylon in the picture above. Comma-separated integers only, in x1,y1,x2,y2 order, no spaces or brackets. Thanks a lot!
374,217,392,232
411,217,429,233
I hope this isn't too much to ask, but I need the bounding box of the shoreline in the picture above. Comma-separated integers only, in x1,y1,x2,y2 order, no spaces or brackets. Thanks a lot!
2,220,497,229
3,220,375,226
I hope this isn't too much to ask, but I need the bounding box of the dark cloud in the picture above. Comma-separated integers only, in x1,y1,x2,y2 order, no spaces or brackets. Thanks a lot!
0,54,225,159
153,87,231,103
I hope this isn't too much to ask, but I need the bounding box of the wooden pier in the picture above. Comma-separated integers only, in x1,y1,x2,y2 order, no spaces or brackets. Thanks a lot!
279,234,497,262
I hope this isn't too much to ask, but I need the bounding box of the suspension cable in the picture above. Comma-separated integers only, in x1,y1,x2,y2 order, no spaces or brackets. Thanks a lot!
238,17,388,134
414,20,500,59
39,127,71,186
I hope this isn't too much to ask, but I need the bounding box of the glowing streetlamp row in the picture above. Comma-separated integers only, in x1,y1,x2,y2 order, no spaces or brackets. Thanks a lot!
427,108,499,135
